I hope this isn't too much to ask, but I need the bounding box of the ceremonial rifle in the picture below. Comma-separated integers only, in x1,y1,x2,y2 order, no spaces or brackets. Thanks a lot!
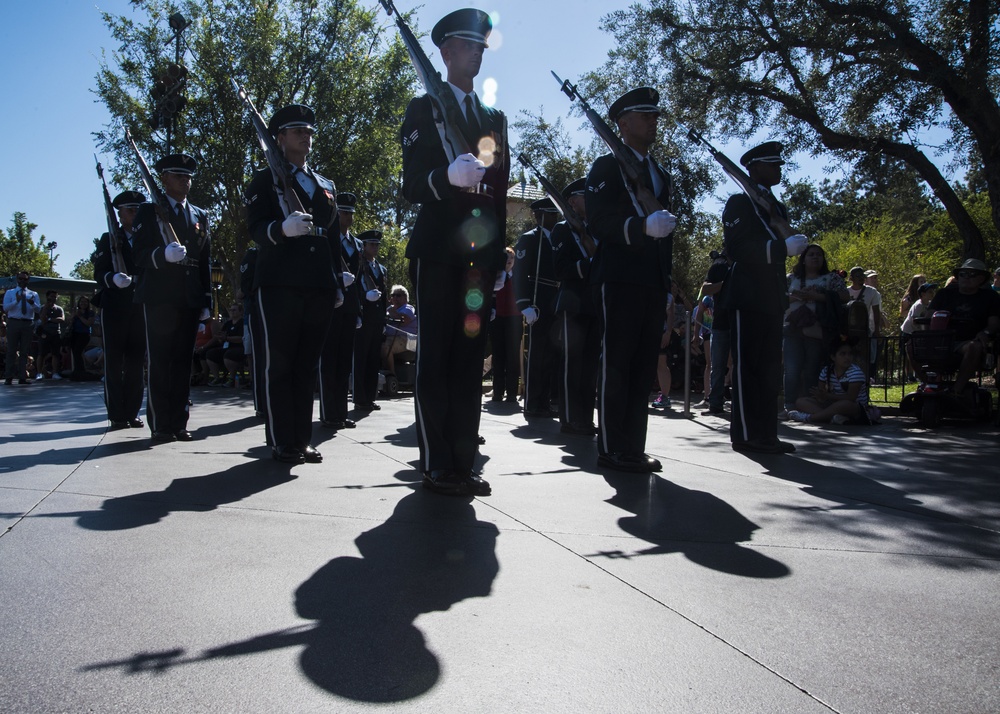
124,128,180,248
378,0,476,163
516,153,596,258
94,154,127,275
684,126,795,239
551,71,663,216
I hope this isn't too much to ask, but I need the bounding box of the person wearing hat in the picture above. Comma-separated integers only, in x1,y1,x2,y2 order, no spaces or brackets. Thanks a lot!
399,8,509,495
846,265,882,380
720,141,808,455
353,229,388,412
928,258,1000,394
244,104,343,464
585,86,677,472
93,189,148,429
319,192,363,431
514,197,561,419
550,178,600,436
132,153,211,443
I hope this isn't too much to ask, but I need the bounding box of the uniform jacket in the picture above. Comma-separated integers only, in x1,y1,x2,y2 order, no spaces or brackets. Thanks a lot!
585,152,673,289
245,166,340,293
93,230,138,313
551,220,595,316
720,192,790,315
359,258,388,325
132,201,211,309
514,226,558,314
400,93,509,271
337,232,363,317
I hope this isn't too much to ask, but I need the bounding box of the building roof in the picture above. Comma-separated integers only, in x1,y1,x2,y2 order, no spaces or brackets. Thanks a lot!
507,181,547,203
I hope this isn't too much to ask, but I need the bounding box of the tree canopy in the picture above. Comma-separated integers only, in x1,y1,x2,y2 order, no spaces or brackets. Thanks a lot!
0,213,58,278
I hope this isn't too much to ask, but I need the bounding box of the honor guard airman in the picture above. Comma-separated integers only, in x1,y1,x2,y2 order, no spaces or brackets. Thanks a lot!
131,154,212,443
352,230,388,412
93,190,147,430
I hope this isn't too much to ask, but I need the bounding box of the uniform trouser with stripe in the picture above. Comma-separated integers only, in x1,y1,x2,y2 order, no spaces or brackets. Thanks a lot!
524,313,559,413
412,259,495,474
353,313,384,406
319,307,357,422
559,310,600,426
257,286,332,449
489,314,521,400
143,303,198,434
596,282,668,456
245,305,267,415
102,304,146,422
730,308,782,445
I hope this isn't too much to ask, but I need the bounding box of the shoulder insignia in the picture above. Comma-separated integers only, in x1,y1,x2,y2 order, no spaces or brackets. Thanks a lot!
403,129,419,147
516,249,526,260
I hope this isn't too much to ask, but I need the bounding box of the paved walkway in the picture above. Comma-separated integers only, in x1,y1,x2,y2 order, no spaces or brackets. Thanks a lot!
1,380,998,712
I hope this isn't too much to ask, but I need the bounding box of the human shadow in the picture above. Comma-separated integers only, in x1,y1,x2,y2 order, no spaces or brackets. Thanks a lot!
593,473,791,578
0,435,150,475
82,487,500,703
22,452,295,531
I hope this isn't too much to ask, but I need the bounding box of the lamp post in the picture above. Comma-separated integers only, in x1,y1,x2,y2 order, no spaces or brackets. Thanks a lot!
210,259,224,319
46,241,57,271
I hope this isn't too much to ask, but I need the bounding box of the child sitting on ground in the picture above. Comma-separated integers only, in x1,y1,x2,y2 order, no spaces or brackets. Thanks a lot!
788,338,870,425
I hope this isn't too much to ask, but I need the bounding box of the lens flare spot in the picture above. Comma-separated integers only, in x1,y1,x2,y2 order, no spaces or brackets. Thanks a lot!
481,75,498,106
466,288,484,311
464,313,482,338
486,29,503,52
477,136,497,165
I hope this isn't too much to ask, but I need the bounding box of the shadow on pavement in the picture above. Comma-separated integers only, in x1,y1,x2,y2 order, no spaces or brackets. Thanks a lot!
81,486,499,703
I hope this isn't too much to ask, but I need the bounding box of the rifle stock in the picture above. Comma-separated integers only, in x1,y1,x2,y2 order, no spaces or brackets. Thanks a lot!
123,128,180,248
685,127,795,239
551,71,663,216
95,154,127,276
516,153,595,258
379,0,476,163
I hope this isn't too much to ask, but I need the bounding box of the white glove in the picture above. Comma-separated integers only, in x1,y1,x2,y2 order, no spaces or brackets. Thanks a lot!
198,308,211,322
645,210,677,238
493,272,507,291
112,273,132,289
356,316,362,329
334,288,344,309
522,307,539,326
447,153,486,188
342,272,355,287
164,242,187,263
366,289,382,302
490,308,496,322
281,211,314,237
784,234,808,256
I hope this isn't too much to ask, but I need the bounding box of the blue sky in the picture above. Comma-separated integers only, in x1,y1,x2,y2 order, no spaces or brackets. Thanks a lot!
2,0,810,277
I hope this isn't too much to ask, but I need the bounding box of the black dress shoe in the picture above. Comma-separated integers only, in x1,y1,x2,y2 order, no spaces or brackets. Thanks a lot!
768,438,796,453
128,418,144,428
524,407,558,419
478,434,486,445
109,421,130,431
355,403,374,413
175,430,194,441
560,421,597,436
370,402,381,411
272,446,305,464
151,431,176,444
321,418,356,430
422,469,492,496
628,453,662,471
299,445,323,463
597,452,649,473
731,439,784,454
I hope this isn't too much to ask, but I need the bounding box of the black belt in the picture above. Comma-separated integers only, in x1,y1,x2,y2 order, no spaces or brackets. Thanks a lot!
8,317,32,322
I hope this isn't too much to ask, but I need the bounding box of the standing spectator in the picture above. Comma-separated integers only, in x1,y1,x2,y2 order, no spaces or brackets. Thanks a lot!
400,8,508,496
353,230,388,412
651,288,677,410
900,273,927,318
847,266,882,380
721,141,807,454
489,246,520,403
205,303,245,386
36,290,65,380
68,296,97,381
781,244,847,418
701,250,731,414
3,272,41,384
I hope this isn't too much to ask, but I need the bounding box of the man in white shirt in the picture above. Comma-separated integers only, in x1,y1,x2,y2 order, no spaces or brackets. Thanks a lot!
848,266,882,379
3,272,41,384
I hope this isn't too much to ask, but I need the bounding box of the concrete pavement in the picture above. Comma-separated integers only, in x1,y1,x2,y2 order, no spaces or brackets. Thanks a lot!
1,379,998,712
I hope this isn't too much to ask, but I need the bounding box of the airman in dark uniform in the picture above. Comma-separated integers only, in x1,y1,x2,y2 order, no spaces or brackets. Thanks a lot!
514,197,561,419
319,192,362,431
721,141,807,454
131,154,211,443
550,178,600,436
400,8,509,496
353,229,388,412
585,87,676,473
244,104,341,464
93,190,147,430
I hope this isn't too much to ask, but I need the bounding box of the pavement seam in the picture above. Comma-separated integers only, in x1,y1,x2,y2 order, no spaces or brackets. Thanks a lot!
475,500,842,713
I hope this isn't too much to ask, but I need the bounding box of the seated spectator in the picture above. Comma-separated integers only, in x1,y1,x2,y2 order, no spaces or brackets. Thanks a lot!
68,296,98,381
926,258,1000,395
381,285,417,376
788,338,870,425
191,314,215,385
36,290,65,380
205,303,246,386
82,314,104,376
901,282,937,381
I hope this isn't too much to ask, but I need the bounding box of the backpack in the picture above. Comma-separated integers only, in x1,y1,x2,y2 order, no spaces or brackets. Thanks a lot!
846,286,870,339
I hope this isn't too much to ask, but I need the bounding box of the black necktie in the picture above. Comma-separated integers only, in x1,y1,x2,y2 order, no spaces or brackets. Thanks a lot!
174,202,187,231
464,95,481,139
640,158,655,193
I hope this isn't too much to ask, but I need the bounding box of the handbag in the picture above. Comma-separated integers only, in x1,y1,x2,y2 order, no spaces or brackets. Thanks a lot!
786,302,817,331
